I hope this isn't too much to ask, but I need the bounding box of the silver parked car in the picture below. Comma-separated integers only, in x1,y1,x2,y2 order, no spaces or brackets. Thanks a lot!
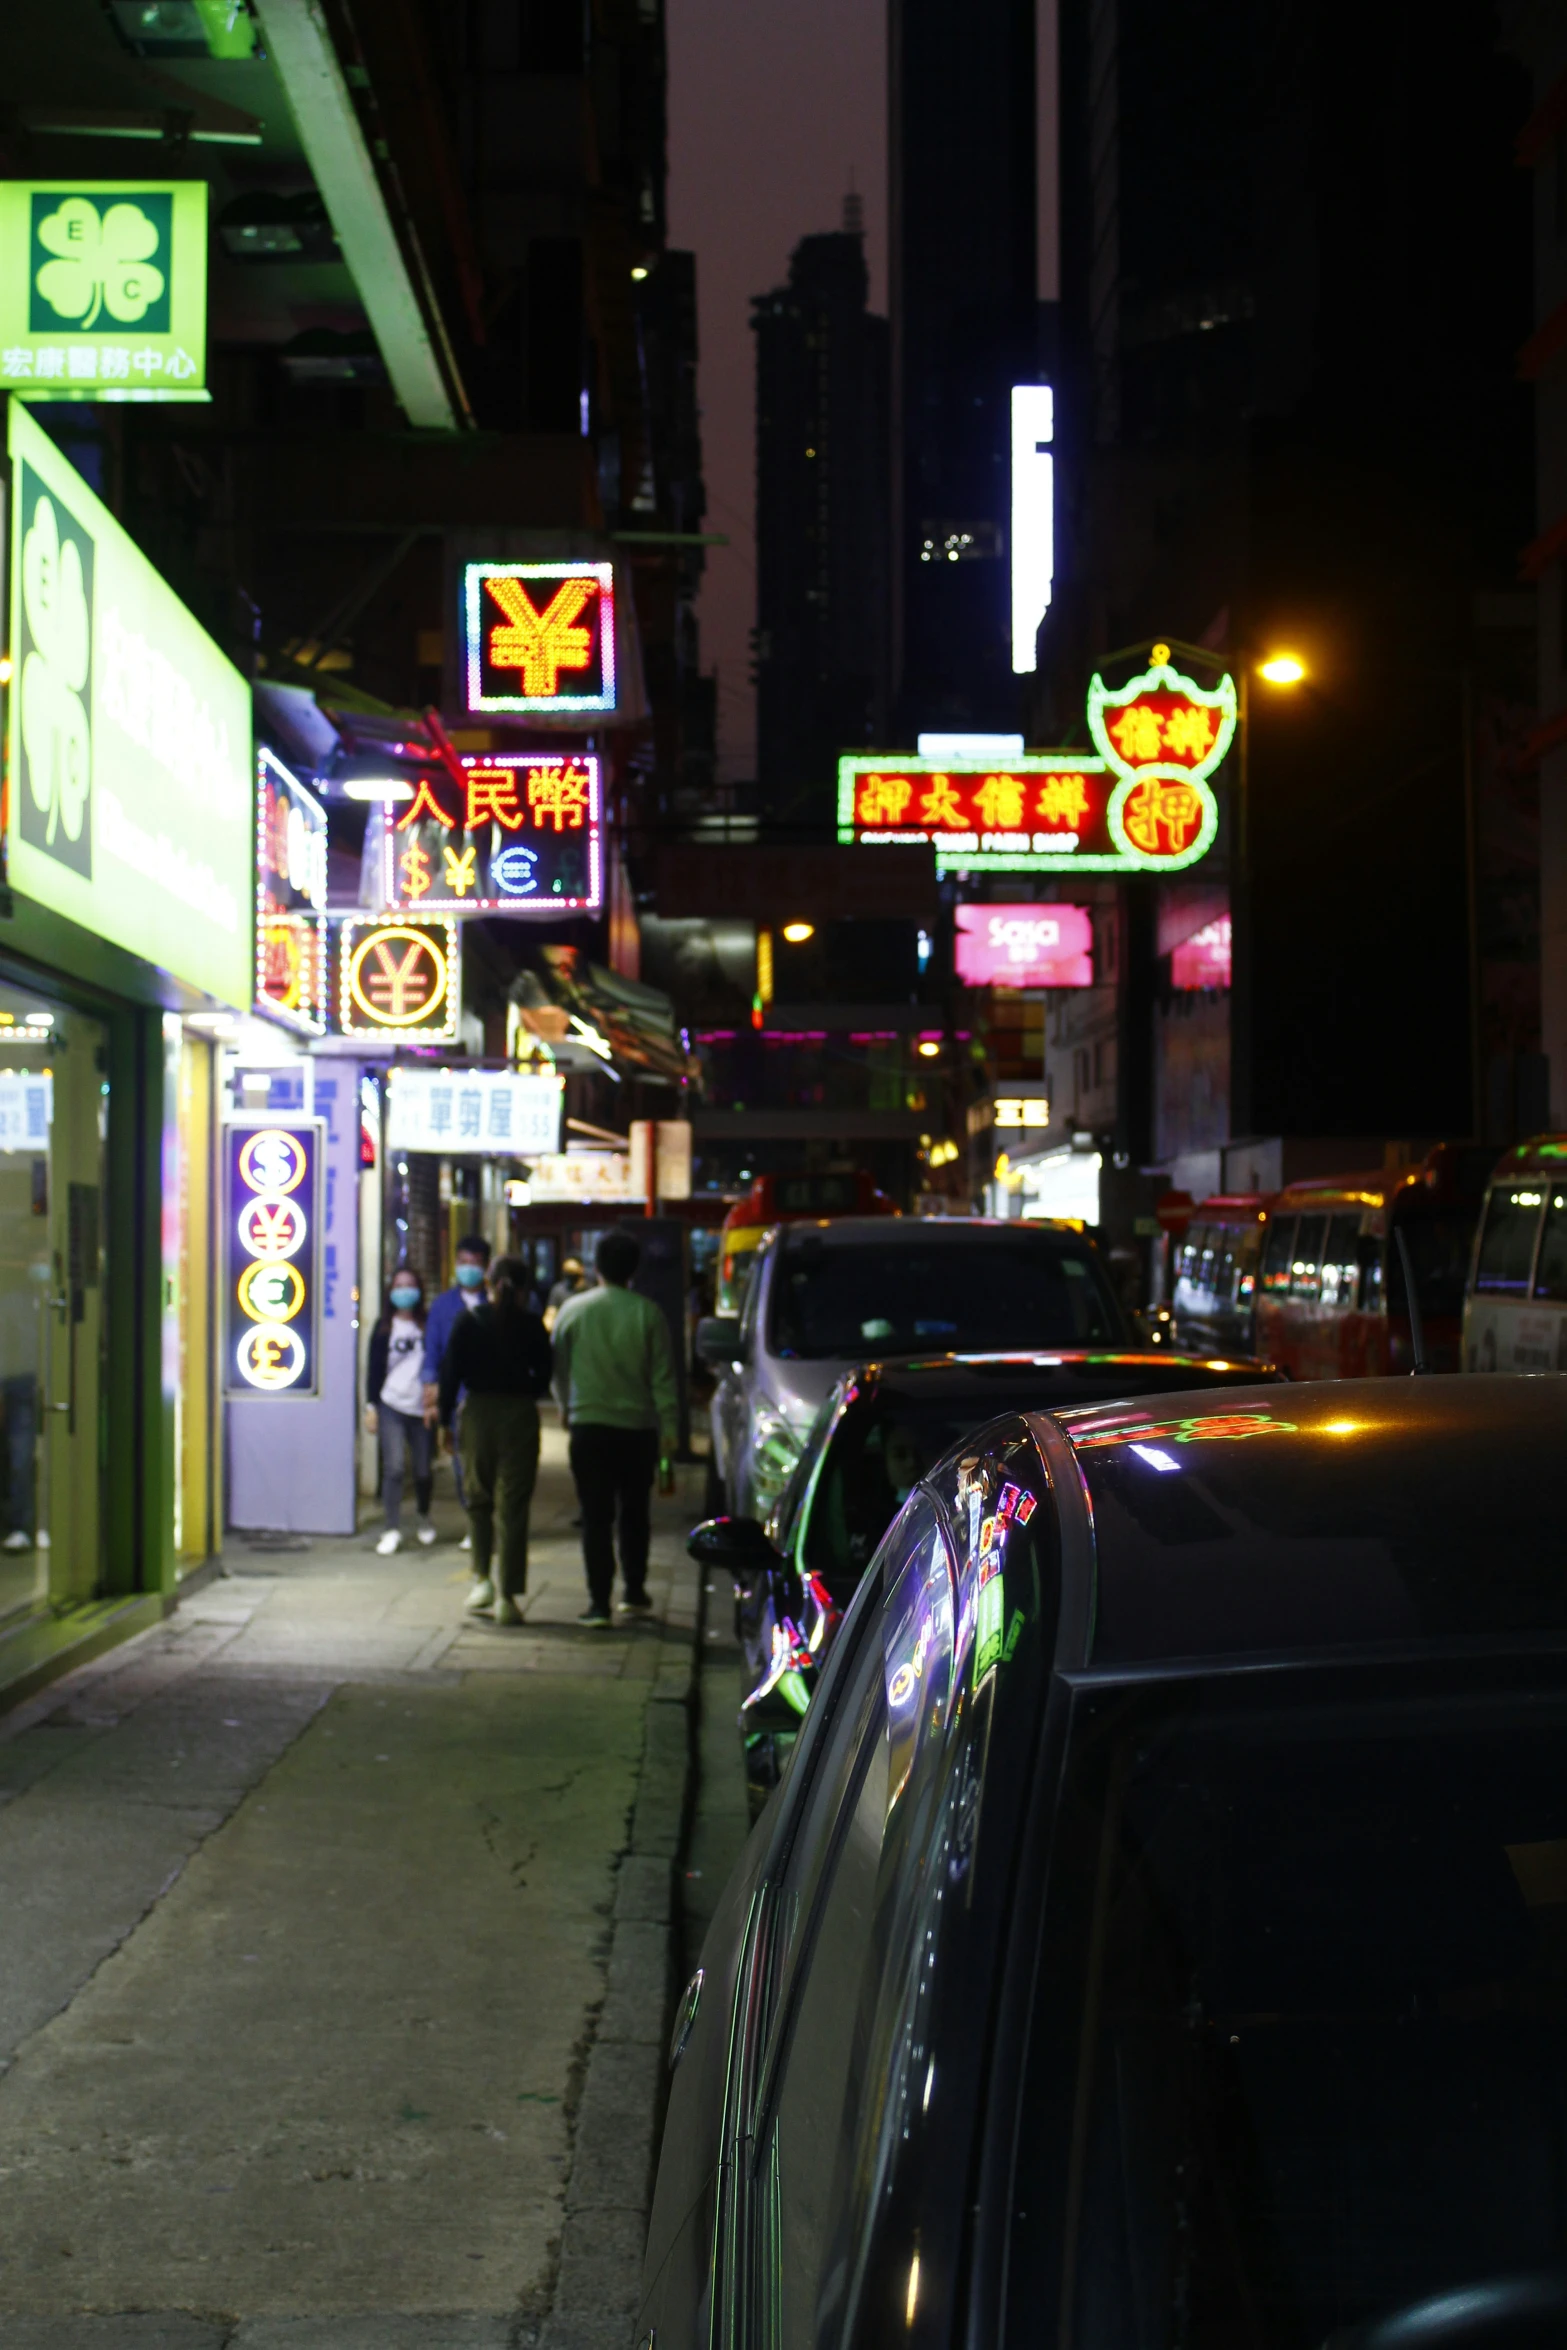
694,1214,1128,1520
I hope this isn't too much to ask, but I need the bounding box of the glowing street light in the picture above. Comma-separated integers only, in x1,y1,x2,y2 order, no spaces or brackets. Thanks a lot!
781,921,814,944
1258,651,1307,686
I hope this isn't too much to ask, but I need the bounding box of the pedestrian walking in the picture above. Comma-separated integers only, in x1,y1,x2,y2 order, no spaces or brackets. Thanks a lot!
543,1254,588,1333
435,1253,552,1626
552,1230,678,1628
365,1269,436,1556
421,1233,491,1548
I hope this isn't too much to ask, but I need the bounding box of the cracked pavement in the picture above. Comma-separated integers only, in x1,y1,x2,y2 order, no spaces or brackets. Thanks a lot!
0,1425,702,2345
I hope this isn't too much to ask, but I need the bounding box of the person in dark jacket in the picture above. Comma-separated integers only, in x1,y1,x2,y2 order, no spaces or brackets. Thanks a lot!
365,1268,435,1556
434,1254,552,1624
420,1232,491,1540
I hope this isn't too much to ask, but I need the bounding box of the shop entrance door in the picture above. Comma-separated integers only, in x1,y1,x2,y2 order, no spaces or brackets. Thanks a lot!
0,986,106,1620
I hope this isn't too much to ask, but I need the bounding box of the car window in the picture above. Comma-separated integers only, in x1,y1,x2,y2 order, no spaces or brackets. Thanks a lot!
755,1495,956,2349
1259,1215,1294,1297
770,1232,1124,1359
1290,1213,1326,1299
1319,1212,1361,1309
1474,1183,1545,1293
1533,1187,1567,1300
1013,1673,1567,2350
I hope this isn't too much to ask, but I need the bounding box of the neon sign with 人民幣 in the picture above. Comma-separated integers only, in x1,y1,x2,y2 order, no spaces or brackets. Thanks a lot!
461,560,617,716
384,752,602,915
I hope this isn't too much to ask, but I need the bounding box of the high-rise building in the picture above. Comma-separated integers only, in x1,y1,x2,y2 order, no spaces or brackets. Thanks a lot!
752,216,890,827
1049,0,1534,1181
889,0,1046,737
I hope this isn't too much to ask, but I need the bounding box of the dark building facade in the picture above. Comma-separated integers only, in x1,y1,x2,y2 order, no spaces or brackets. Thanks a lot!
752,222,890,828
1048,0,1535,1179
889,0,1045,737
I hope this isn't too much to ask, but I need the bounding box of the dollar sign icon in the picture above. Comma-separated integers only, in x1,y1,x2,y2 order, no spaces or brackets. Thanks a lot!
400,842,433,902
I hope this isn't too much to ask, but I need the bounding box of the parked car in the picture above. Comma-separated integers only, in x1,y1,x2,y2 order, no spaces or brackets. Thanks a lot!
693,1346,1282,1812
1169,1190,1274,1354
712,1170,895,1319
1463,1135,1567,1371
1254,1145,1490,1377
695,1215,1127,1520
643,1375,1567,2350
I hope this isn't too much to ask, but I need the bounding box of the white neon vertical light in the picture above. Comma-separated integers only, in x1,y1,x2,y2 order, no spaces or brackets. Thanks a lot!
1010,383,1054,674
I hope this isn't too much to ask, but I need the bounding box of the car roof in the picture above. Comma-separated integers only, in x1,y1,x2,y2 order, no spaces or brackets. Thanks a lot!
775,1216,1092,1247
1055,1375,1567,1670
852,1350,1277,1403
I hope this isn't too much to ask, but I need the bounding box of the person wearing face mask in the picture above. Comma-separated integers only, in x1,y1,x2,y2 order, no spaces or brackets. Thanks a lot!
420,1234,491,1545
437,1255,553,1624
366,1268,436,1556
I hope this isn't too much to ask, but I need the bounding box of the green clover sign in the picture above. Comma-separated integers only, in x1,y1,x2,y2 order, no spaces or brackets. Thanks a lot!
20,493,92,855
35,197,166,330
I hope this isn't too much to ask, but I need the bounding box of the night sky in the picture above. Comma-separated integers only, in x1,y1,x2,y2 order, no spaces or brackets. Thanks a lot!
667,0,888,786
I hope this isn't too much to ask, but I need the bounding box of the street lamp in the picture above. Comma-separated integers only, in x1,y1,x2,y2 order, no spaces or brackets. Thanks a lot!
1258,651,1307,686
781,921,814,944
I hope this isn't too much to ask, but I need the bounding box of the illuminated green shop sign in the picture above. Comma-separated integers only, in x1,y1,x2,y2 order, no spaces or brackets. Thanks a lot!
6,402,252,1005
0,181,208,400
840,644,1234,877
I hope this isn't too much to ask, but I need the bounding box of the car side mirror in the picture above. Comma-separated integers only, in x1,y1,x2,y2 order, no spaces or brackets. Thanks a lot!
686,1514,780,1584
696,1314,746,1369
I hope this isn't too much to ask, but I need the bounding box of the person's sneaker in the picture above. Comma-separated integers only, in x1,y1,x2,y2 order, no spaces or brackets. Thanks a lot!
416,1518,437,1547
464,1578,495,1612
459,1533,472,1552
575,1605,612,1629
2,1530,31,1553
375,1529,402,1557
621,1594,654,1616
493,1596,521,1627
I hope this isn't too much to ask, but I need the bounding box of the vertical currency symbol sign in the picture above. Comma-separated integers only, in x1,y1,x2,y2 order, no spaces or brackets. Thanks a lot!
233,1127,310,1391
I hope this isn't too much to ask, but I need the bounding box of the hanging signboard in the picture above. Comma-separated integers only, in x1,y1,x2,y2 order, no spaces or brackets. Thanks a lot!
255,749,328,1036
6,402,252,1004
225,1122,322,1397
0,181,208,401
337,916,460,1045
385,1067,563,1157
840,644,1233,878
460,559,617,717
954,904,1093,988
384,752,602,915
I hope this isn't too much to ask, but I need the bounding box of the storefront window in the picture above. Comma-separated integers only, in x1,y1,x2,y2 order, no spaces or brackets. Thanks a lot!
0,981,107,1622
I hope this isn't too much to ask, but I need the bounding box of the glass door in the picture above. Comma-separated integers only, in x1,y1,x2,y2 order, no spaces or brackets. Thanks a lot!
0,983,106,1620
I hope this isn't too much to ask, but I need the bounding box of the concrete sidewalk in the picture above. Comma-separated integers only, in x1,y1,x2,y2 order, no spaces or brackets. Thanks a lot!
0,1427,703,2348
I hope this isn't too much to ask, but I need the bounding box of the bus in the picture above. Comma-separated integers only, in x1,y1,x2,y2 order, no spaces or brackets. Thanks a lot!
1254,1146,1490,1378
714,1171,897,1317
1169,1193,1275,1357
1462,1137,1567,1372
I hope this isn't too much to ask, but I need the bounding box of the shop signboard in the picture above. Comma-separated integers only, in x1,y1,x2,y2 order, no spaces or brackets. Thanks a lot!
0,180,208,400
840,645,1232,879
955,903,1093,988
6,402,251,1005
384,1067,563,1157
337,916,459,1045
225,1122,321,1398
1171,915,1232,990
383,751,602,915
255,748,328,1036
460,559,616,717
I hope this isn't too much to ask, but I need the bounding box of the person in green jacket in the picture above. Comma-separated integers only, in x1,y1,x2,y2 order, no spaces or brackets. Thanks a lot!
551,1230,679,1627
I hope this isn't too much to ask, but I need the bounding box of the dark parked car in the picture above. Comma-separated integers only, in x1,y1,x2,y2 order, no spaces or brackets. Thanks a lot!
644,1376,1567,2350
693,1347,1281,1812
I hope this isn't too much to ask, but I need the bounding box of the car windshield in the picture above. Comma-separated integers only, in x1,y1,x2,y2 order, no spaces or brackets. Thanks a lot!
1020,1677,1567,2350
769,1233,1124,1360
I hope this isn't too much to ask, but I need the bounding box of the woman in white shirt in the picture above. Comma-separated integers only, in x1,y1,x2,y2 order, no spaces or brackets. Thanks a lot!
365,1270,438,1556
